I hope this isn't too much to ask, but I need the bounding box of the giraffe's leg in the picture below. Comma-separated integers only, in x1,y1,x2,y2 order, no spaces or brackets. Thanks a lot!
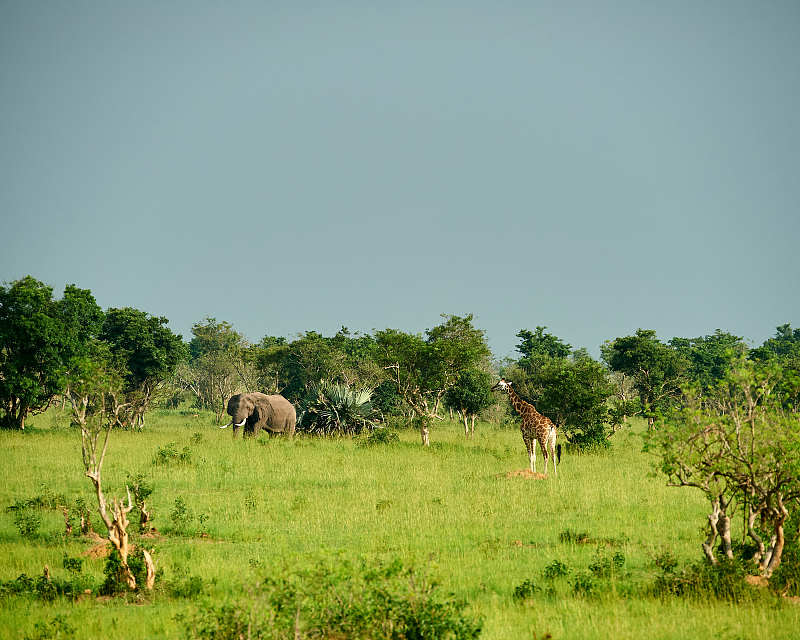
550,428,558,476
540,440,548,475
531,439,536,473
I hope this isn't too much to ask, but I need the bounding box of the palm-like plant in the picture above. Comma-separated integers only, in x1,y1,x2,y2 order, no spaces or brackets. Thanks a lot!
298,381,377,436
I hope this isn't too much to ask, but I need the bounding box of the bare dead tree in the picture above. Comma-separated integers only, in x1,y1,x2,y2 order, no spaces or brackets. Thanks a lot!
80,388,154,590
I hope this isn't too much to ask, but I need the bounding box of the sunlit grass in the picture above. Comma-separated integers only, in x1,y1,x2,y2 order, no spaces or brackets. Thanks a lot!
1,409,798,639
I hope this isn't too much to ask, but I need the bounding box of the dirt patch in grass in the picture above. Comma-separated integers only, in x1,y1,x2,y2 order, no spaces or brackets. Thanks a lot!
745,575,768,589
82,540,111,559
500,469,549,480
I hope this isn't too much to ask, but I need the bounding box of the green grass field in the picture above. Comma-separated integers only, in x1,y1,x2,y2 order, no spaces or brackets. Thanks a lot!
1,410,798,639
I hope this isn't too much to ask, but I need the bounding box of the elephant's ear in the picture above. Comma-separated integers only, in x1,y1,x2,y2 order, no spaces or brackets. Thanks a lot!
253,397,272,423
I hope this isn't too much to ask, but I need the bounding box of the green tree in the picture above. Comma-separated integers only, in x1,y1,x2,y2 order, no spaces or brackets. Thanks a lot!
516,326,572,371
530,356,615,448
444,369,494,437
750,324,800,413
100,307,186,429
177,317,250,420
426,314,492,414
376,329,440,445
649,359,800,575
376,314,490,446
669,330,748,392
251,328,386,404
603,329,687,429
0,277,103,429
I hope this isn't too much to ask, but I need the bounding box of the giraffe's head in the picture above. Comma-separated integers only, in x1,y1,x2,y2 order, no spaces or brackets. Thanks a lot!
491,378,512,393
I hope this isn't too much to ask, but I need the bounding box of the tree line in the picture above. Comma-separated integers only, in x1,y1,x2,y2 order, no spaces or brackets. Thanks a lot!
1,275,798,446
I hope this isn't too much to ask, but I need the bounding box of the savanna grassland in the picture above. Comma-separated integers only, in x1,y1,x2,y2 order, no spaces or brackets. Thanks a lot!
1,410,798,640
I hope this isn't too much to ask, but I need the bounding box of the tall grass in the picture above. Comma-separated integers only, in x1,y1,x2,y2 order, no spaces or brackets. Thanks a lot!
1,409,798,639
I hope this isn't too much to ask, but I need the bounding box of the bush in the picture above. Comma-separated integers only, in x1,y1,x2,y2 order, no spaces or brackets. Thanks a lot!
7,501,42,539
23,614,76,640
512,579,540,601
770,545,800,597
153,442,192,465
543,560,570,580
185,556,482,640
298,381,378,436
100,548,151,596
167,574,206,598
0,572,94,601
652,556,752,602
169,497,195,534
356,427,400,447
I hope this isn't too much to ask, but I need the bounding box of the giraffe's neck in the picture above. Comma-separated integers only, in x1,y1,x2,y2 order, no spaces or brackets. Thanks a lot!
506,386,537,416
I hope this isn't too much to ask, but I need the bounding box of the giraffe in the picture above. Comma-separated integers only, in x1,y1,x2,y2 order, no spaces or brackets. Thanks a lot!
492,378,558,476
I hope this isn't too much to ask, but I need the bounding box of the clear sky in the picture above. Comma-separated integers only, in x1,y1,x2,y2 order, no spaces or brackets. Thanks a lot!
2,1,798,358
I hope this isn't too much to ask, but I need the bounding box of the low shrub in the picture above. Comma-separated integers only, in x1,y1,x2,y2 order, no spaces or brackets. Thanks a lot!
543,560,570,580
184,556,482,640
23,614,76,640
99,548,153,596
652,556,752,602
0,572,94,601
153,442,192,465
356,427,400,447
512,579,540,601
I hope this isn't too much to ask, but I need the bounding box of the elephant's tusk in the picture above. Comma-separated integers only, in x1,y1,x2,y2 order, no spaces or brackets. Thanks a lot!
234,417,247,427
219,421,232,429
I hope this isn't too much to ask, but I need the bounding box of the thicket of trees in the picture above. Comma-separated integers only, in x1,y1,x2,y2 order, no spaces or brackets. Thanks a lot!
2,276,798,444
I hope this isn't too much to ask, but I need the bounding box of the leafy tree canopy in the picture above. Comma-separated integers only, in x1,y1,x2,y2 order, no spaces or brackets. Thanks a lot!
669,330,747,392
515,326,572,369
100,307,186,393
602,329,687,427
0,276,103,429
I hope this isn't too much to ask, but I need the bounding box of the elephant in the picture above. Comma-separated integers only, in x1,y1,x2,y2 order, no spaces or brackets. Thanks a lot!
219,392,296,438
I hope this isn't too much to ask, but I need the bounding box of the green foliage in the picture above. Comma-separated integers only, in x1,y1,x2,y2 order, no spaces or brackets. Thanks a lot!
512,579,541,601
769,512,800,597
166,574,206,598
0,571,94,601
669,330,747,392
515,326,572,368
571,571,596,597
0,277,104,429
651,556,752,602
100,548,151,596
559,529,590,545
7,501,42,539
254,328,386,404
298,381,378,436
444,369,494,418
61,554,82,575
181,317,248,418
153,442,192,465
588,550,626,577
184,557,482,640
23,614,77,640
100,307,186,428
170,496,195,534
602,329,687,425
543,560,570,580
127,472,155,530
356,427,400,447
649,359,800,572
5,485,69,539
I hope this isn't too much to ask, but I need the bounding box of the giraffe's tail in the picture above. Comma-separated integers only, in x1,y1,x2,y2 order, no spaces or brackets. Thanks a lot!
556,443,562,464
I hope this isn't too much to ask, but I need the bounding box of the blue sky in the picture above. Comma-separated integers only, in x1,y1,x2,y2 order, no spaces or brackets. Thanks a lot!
2,1,798,358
